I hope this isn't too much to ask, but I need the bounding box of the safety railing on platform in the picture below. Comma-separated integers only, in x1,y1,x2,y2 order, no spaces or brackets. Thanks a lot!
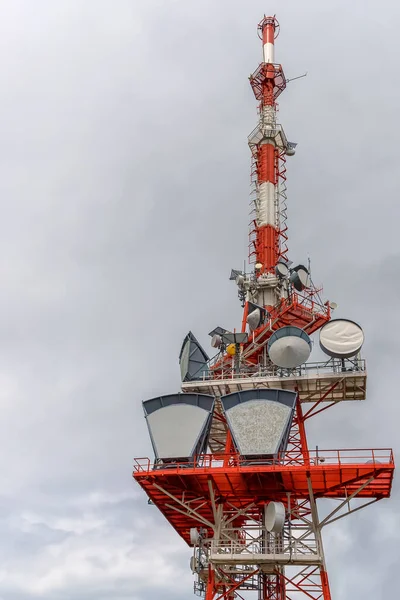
132,448,394,474
210,531,319,561
190,357,366,383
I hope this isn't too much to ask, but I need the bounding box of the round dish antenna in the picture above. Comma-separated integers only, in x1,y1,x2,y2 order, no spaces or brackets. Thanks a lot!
267,326,311,368
319,319,364,359
211,334,222,348
275,261,289,278
289,265,310,291
265,501,285,533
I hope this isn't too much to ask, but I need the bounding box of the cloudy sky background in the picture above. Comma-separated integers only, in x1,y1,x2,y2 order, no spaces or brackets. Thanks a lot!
0,0,398,598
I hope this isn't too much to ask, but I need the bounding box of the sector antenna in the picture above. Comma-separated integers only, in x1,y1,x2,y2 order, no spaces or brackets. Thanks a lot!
133,15,395,600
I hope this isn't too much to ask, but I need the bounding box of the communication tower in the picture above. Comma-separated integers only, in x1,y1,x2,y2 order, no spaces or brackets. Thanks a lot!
133,16,394,600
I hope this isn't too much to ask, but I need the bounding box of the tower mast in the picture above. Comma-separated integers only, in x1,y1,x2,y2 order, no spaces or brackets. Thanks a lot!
133,16,395,600
252,16,284,276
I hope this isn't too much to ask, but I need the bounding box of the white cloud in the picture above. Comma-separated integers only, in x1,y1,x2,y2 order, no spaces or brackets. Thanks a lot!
0,493,191,598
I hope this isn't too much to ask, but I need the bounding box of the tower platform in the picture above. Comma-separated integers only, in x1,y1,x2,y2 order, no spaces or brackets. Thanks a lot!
181,359,367,402
133,448,394,546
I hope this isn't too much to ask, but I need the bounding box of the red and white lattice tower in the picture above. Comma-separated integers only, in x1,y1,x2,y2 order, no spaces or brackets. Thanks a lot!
250,16,287,276
133,16,395,600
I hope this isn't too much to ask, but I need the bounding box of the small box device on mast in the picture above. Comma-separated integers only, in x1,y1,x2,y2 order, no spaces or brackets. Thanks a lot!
133,15,395,600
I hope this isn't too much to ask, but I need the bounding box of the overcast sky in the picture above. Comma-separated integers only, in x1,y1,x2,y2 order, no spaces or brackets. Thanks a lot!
0,0,398,598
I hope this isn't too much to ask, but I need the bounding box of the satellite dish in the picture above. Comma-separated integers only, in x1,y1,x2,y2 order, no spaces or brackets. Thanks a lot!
265,501,285,533
211,334,222,348
267,326,311,368
319,319,364,359
329,301,338,310
255,262,263,270
289,265,310,291
190,527,200,545
275,261,289,278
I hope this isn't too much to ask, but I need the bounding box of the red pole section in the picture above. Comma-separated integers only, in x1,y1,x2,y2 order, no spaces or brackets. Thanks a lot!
320,568,332,600
256,134,278,272
262,19,275,63
205,567,216,600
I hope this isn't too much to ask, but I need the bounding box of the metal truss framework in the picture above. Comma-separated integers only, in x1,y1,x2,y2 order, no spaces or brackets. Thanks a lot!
133,396,394,600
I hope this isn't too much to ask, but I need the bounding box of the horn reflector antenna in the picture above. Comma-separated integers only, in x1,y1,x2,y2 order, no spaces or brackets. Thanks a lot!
143,393,214,462
220,389,297,458
179,332,209,382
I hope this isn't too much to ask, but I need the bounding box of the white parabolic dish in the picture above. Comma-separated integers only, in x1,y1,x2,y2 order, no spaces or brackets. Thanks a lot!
319,319,364,359
265,501,285,533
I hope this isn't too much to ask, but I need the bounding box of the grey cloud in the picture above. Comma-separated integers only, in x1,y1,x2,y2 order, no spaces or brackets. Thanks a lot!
0,0,397,598
0,492,191,600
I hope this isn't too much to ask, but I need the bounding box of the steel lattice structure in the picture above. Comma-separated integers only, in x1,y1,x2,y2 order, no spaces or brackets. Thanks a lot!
133,15,395,600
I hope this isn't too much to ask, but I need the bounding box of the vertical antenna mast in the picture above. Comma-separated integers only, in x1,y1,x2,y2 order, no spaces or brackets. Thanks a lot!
249,16,287,277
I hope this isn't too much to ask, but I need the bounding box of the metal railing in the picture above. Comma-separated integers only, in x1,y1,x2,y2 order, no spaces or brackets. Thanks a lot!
210,534,319,561
132,448,394,474
187,358,366,383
